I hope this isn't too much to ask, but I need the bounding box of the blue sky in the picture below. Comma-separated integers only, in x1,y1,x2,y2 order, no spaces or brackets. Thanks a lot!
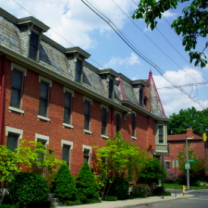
1,0,208,116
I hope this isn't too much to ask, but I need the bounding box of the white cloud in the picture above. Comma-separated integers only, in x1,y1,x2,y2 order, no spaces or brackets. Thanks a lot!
162,10,177,18
104,53,141,68
1,0,135,50
153,68,208,116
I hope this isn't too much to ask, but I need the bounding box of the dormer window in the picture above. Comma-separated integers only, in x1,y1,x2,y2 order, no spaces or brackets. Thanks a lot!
75,59,83,83
139,88,143,106
108,79,114,99
29,31,39,60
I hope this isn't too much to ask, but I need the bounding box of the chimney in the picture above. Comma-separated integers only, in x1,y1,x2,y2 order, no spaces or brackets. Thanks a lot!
186,128,193,139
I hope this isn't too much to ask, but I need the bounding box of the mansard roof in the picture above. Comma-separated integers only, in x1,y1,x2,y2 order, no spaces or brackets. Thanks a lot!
0,8,169,122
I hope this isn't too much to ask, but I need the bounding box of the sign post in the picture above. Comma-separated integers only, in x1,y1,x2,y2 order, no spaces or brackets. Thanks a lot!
186,138,190,190
172,160,178,197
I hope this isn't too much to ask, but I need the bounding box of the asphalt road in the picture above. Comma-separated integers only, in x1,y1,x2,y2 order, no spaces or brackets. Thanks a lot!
131,189,208,208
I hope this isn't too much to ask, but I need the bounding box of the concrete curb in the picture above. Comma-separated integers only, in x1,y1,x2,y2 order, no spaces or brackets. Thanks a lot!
58,194,194,208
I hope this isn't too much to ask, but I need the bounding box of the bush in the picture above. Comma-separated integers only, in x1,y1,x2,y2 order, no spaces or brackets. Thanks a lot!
0,205,18,208
108,177,129,200
132,184,152,198
103,196,117,201
76,162,99,203
53,165,77,202
164,191,171,196
165,172,177,183
8,172,49,208
63,200,82,206
152,186,165,196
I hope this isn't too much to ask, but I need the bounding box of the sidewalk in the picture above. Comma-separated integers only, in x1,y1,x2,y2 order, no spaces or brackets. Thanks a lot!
58,193,194,208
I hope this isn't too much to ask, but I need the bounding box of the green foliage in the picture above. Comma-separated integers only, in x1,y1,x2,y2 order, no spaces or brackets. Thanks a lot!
103,196,117,201
16,140,66,183
168,107,208,136
152,186,165,196
132,0,208,67
137,158,166,184
76,162,99,203
8,172,49,208
53,165,77,202
94,133,149,197
108,177,129,200
132,184,152,198
0,205,18,208
63,200,82,206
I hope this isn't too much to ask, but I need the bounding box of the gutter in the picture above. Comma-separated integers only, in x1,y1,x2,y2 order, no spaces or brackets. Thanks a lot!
0,55,5,145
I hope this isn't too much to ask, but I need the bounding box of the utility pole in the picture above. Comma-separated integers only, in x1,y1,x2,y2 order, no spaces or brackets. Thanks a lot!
186,138,190,190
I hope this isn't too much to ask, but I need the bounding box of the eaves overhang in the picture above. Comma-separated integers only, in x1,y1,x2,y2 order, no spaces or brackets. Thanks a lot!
65,47,90,59
131,79,149,87
99,68,118,78
121,100,170,122
0,45,130,114
168,139,203,142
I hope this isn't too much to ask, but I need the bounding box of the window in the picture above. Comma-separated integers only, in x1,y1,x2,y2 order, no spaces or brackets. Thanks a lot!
84,100,91,130
10,70,23,109
116,113,121,132
132,113,136,137
101,108,108,135
7,133,18,152
158,125,164,143
29,32,39,60
165,161,170,172
39,81,49,117
83,149,90,163
62,145,71,167
75,59,82,83
108,79,114,99
139,88,143,106
64,92,72,124
5,126,23,152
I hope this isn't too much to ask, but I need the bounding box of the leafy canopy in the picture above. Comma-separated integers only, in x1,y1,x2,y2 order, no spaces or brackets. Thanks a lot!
167,107,208,136
132,0,208,68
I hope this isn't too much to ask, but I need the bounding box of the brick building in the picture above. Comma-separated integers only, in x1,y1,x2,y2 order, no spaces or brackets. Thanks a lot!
164,128,208,175
0,8,169,176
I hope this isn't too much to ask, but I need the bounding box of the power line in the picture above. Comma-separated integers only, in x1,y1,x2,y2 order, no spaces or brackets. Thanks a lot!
12,0,104,69
81,0,205,109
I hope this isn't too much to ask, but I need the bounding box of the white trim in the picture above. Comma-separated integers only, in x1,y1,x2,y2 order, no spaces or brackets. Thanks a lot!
63,87,74,97
37,115,50,123
100,104,108,112
61,140,73,149
39,75,52,87
101,135,109,139
5,126,23,139
8,106,24,115
84,129,92,135
35,133,49,145
11,62,27,76
63,123,74,129
131,136,137,140
115,110,122,117
82,145,92,153
83,96,93,105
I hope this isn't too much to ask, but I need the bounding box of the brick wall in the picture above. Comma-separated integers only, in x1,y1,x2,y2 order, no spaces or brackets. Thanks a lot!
1,57,157,177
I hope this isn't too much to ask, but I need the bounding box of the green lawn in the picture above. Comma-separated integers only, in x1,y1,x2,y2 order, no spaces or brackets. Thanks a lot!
164,183,208,190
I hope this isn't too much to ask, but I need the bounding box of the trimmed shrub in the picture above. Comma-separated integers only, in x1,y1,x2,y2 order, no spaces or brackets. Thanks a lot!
152,186,165,196
8,172,49,208
108,177,129,200
0,205,18,208
53,165,77,202
103,196,117,201
76,162,99,203
132,184,152,198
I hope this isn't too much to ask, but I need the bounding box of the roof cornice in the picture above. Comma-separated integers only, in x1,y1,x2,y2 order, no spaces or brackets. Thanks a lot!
131,79,149,87
99,68,118,77
66,47,90,59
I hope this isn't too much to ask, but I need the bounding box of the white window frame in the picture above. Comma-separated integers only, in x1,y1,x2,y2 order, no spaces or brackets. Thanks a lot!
101,104,109,139
61,140,73,169
82,145,92,164
5,126,23,149
156,122,167,145
131,111,137,140
35,133,49,145
37,76,52,123
9,63,27,115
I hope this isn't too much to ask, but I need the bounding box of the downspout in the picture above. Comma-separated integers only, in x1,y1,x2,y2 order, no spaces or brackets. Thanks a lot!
0,56,5,145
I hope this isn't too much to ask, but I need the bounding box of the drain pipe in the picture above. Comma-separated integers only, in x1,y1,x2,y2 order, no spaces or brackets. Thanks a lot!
0,56,5,145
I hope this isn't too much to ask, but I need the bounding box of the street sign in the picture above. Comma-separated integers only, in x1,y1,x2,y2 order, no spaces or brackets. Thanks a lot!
172,160,178,168
188,159,196,162
185,163,190,169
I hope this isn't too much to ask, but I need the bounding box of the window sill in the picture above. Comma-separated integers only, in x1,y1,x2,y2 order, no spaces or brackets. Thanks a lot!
101,135,109,139
37,115,50,123
63,123,74,129
84,129,92,135
9,106,24,116
131,136,137,140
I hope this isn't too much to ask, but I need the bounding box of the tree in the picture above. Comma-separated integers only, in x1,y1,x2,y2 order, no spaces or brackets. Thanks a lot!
93,132,149,198
167,107,208,136
132,0,208,68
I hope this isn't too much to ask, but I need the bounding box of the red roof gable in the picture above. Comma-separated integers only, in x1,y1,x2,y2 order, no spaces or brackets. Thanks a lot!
167,133,202,141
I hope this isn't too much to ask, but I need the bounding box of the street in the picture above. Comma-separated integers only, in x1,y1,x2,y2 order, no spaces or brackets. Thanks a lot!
131,190,208,208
